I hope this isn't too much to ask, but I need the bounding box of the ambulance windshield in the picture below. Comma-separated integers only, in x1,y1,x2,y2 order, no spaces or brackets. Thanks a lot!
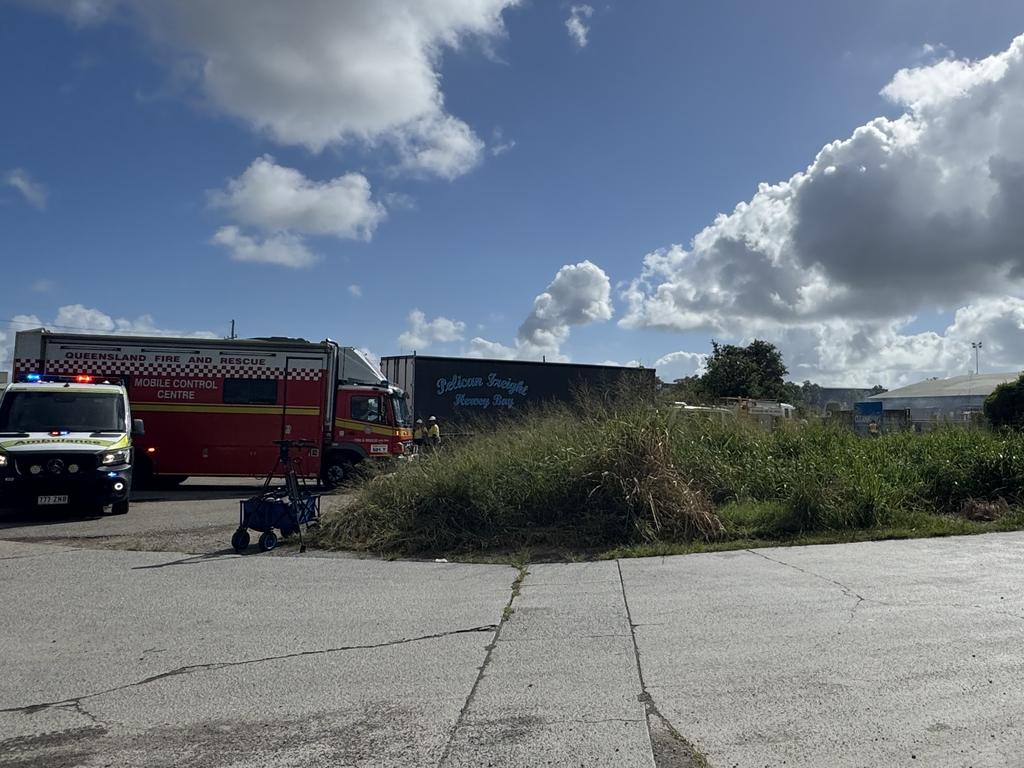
391,395,412,428
0,391,125,433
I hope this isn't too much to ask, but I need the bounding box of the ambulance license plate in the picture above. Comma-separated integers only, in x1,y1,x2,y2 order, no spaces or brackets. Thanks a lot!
38,495,69,505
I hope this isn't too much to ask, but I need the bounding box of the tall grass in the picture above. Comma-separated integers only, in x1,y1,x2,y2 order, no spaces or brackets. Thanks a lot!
318,398,1024,555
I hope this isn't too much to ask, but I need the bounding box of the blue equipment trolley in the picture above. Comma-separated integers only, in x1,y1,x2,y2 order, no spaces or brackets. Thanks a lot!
232,439,321,553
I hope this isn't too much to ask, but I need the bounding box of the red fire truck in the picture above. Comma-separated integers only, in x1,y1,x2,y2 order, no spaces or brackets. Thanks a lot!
12,329,413,486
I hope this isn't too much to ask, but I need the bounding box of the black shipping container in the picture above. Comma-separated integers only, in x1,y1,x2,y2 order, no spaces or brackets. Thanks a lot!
381,355,656,425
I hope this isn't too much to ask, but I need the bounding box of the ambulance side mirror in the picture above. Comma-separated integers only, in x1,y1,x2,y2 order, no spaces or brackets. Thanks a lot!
132,419,145,436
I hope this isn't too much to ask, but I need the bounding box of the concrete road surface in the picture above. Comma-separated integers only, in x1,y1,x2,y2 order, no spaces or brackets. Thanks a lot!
3,532,1024,766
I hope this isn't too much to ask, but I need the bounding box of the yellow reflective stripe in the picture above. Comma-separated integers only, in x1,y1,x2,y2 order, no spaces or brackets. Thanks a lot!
109,435,130,449
132,402,319,416
334,418,401,437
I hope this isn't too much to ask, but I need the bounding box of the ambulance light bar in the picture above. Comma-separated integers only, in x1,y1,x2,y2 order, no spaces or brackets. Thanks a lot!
18,373,124,385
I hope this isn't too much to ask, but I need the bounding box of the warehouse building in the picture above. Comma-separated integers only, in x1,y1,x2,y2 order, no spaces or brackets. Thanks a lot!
857,372,1020,432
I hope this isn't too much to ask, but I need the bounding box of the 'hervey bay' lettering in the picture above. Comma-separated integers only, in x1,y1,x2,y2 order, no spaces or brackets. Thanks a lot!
453,394,517,409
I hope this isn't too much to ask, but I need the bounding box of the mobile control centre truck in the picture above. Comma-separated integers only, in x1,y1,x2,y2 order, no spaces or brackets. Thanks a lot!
13,330,413,487
0,376,143,513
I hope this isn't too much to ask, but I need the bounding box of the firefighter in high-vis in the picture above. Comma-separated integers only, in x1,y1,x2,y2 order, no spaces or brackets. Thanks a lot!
414,418,428,448
427,416,441,449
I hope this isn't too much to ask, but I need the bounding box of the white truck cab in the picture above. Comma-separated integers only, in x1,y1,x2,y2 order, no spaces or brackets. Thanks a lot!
0,375,143,514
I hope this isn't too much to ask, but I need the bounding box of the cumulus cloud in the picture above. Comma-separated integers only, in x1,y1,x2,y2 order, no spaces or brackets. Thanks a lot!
398,309,466,351
1,305,217,372
565,4,593,48
210,156,385,241
28,0,517,177
655,351,707,381
211,226,317,269
348,284,363,298
470,260,613,360
208,156,385,268
5,168,47,209
622,35,1024,385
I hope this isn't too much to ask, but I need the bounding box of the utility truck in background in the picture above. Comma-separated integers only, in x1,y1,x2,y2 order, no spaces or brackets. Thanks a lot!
12,330,413,487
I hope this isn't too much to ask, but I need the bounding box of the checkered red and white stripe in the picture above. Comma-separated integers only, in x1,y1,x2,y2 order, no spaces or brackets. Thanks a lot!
13,357,323,381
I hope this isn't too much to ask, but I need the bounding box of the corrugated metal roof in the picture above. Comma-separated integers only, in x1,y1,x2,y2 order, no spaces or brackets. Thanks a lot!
869,372,1020,400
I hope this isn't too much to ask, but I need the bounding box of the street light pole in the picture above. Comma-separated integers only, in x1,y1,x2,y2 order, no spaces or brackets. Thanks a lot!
972,341,983,375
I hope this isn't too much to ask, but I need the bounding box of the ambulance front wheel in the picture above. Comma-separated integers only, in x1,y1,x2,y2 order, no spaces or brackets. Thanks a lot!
110,500,129,515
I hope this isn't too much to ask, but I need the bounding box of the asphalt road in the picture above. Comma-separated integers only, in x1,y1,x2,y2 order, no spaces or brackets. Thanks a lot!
0,478,325,554
2,487,1024,766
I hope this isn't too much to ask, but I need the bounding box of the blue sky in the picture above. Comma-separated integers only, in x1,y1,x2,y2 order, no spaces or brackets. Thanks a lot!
3,1,1024,386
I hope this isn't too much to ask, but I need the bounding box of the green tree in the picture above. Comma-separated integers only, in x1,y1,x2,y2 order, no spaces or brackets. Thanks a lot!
984,374,1024,428
701,339,789,400
868,384,887,396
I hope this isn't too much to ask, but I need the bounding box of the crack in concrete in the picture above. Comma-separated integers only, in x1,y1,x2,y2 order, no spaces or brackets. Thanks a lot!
745,548,871,626
59,699,106,729
438,564,527,766
617,560,711,768
0,623,498,718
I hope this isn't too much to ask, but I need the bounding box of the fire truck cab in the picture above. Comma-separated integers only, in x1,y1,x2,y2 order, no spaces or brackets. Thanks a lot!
12,330,412,487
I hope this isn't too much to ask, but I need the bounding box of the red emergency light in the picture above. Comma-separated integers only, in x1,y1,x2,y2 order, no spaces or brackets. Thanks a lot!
75,375,93,383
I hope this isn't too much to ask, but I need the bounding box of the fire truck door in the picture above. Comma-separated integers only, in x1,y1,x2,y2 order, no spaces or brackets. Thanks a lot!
282,356,325,472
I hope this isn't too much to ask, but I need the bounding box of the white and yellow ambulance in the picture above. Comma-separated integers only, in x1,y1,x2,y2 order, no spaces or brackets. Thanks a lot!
0,375,143,514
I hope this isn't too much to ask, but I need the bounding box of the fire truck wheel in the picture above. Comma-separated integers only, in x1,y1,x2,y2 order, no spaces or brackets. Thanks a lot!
321,457,351,489
231,528,250,553
258,531,278,552
109,500,129,515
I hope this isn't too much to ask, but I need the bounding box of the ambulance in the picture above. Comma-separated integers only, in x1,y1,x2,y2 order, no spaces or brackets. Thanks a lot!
0,375,142,513
12,329,413,487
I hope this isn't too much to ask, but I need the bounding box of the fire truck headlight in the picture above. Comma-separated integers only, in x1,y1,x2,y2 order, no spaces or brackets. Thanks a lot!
100,448,130,466
0,453,7,467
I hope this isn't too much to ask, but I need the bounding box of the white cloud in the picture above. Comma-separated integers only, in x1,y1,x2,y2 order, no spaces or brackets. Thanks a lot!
1,305,217,373
621,35,1024,385
29,0,518,178
655,351,707,381
5,168,47,209
393,114,487,180
348,284,363,298
31,279,55,293
398,309,466,351
211,226,317,269
490,126,516,157
210,156,385,241
565,4,594,48
470,260,613,361
918,42,954,61
466,337,519,360
208,156,385,268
